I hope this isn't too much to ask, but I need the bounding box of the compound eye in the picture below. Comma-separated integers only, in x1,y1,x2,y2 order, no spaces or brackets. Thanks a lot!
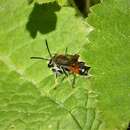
48,63,53,68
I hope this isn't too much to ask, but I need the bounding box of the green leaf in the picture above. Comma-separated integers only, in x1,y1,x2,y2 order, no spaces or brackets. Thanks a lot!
83,0,130,129
0,0,129,129
0,0,100,130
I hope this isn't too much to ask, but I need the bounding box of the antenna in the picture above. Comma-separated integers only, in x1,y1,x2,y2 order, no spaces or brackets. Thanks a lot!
45,39,52,58
30,39,52,61
30,57,49,61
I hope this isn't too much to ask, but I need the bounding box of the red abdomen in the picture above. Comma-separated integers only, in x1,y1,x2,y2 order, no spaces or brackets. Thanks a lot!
68,65,80,74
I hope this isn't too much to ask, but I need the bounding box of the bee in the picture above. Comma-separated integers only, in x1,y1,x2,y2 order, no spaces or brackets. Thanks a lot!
31,39,91,87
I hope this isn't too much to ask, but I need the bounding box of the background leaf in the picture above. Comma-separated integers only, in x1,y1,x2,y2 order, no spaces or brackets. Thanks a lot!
83,0,130,129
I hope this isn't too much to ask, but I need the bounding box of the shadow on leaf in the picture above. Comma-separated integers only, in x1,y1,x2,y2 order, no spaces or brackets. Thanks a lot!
26,2,61,38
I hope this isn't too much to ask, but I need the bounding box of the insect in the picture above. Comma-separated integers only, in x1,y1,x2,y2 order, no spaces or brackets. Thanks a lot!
31,39,91,87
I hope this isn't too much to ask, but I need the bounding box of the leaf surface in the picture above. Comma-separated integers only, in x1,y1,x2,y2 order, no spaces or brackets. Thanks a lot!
0,0,99,130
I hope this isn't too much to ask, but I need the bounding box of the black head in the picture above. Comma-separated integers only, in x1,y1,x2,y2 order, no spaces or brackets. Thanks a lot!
48,59,54,68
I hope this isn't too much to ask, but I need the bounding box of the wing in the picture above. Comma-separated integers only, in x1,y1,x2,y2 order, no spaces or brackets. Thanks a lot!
54,54,79,66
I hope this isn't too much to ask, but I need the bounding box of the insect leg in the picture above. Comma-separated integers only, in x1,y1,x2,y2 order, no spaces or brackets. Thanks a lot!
54,73,58,89
65,47,68,55
61,75,66,82
61,67,68,77
55,73,58,79
72,74,76,87
60,67,68,82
